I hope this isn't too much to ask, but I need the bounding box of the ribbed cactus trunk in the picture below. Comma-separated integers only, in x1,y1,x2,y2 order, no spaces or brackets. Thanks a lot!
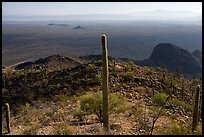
5,103,11,133
192,85,200,133
101,34,110,134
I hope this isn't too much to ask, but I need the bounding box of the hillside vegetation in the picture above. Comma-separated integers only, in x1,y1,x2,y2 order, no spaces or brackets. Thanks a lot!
2,56,202,135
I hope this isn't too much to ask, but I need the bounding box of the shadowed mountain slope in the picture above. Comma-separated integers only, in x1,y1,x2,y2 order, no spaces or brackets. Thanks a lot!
135,43,202,77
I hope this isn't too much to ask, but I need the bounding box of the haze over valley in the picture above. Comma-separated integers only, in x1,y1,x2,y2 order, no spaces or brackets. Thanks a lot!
2,19,202,66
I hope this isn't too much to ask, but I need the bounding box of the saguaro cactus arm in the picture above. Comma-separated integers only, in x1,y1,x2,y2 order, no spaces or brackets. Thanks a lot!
192,85,200,133
101,34,110,134
5,103,11,133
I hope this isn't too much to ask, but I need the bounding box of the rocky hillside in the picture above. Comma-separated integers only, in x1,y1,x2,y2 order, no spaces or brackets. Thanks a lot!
136,43,202,78
14,55,86,71
2,55,202,135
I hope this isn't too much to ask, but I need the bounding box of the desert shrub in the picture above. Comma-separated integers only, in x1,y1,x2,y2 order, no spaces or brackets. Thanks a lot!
19,103,32,115
73,108,85,121
54,123,75,135
7,80,13,86
56,94,70,102
95,74,102,84
162,78,172,87
185,104,193,112
87,63,95,71
168,98,185,107
42,78,48,85
18,103,42,124
133,106,144,119
124,72,135,82
77,86,84,93
152,93,168,107
158,121,191,135
168,98,193,112
170,79,177,87
15,70,24,78
97,60,102,65
146,68,154,75
156,67,163,71
79,91,102,121
79,90,130,122
4,67,14,76
192,79,201,86
126,60,135,71
2,88,9,98
54,83,61,90
109,93,131,114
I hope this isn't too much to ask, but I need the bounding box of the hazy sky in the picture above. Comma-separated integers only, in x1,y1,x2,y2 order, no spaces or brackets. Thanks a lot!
2,2,202,16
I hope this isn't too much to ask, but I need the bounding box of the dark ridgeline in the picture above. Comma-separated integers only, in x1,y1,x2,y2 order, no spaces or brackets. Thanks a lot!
192,49,202,67
73,25,85,30
14,55,84,71
135,43,202,78
48,23,69,27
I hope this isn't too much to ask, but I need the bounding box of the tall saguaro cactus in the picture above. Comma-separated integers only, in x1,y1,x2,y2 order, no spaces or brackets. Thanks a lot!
101,34,110,134
192,85,200,133
5,103,11,133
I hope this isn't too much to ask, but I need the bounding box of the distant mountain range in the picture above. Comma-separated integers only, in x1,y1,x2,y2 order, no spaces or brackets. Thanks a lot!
73,25,85,30
15,55,85,71
3,10,201,24
14,43,202,79
48,23,69,27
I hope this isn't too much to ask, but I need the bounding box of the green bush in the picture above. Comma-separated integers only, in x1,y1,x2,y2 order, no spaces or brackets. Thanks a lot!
4,67,14,76
168,98,185,107
152,93,168,107
133,106,143,119
87,63,95,71
73,108,85,121
79,90,130,122
158,121,190,135
54,83,61,90
146,68,154,75
126,61,135,71
124,72,135,82
54,123,75,135
15,70,24,78
160,77,172,87
19,103,32,114
95,74,102,84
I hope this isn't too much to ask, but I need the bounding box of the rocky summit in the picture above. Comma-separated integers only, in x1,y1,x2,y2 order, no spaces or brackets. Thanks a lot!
136,43,202,78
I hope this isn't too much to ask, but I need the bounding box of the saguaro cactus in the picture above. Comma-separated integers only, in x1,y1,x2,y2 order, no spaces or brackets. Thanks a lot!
192,85,200,133
101,34,110,134
5,103,11,133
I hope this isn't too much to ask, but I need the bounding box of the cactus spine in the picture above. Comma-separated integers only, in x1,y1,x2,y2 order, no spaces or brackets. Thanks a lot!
101,34,110,134
192,85,200,133
5,103,11,133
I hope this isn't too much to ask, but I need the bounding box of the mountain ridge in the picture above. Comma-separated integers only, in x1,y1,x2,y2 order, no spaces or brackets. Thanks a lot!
12,43,202,79
135,43,202,78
